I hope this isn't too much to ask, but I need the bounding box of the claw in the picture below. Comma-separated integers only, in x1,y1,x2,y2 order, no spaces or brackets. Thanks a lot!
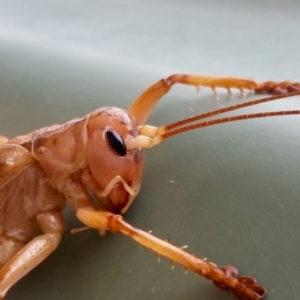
213,266,238,291
212,266,267,300
221,265,239,278
287,83,300,92
233,283,267,300
237,276,257,285
255,81,300,95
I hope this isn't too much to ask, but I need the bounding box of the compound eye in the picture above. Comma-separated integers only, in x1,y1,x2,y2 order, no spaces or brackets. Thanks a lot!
106,130,127,156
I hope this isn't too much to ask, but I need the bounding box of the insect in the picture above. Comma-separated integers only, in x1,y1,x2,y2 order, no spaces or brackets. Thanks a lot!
0,74,299,300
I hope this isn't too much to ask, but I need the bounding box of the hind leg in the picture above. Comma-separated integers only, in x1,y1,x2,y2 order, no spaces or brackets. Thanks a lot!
0,216,38,268
0,236,24,268
128,74,300,124
0,210,64,299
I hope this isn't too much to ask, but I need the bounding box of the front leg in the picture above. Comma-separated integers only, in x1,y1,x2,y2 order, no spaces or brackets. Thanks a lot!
128,74,300,124
0,210,64,299
76,207,267,300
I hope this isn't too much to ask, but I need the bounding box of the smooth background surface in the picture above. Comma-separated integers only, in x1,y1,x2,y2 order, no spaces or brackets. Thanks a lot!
0,1,300,299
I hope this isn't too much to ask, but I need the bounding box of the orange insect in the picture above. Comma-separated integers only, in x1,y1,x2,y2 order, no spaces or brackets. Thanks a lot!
0,74,299,300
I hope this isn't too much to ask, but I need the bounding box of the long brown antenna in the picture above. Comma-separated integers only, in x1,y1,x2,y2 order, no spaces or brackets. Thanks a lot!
162,91,300,133
161,110,300,140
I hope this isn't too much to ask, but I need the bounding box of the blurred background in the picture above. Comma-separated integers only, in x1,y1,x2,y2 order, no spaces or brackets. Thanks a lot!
0,1,300,299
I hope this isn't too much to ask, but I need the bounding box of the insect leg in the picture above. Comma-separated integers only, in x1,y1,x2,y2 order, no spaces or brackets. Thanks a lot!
76,208,266,300
0,236,25,267
128,74,300,125
0,210,64,299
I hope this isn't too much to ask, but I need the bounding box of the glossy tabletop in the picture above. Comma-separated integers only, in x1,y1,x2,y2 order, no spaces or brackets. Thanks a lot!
0,1,300,300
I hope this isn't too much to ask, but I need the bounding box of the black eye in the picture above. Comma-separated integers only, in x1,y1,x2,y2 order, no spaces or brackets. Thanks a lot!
106,130,127,156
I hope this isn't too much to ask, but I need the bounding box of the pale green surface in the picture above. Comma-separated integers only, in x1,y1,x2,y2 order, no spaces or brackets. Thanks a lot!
0,1,300,300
